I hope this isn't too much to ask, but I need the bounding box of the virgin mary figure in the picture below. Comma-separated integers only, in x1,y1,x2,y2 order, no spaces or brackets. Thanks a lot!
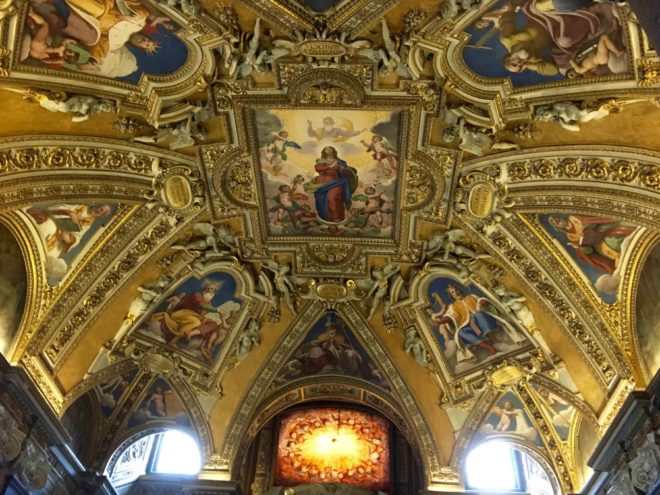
305,146,358,223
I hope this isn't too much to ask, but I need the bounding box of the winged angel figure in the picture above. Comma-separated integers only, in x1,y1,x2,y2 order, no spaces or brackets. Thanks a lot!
356,263,400,321
262,259,299,315
425,228,492,278
358,18,412,78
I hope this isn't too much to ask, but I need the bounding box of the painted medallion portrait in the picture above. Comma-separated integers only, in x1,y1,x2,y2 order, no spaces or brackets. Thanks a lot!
255,109,402,238
135,272,241,364
461,0,629,87
0,224,27,356
275,407,391,491
20,0,188,84
426,278,531,375
23,203,118,285
540,214,640,303
274,312,388,389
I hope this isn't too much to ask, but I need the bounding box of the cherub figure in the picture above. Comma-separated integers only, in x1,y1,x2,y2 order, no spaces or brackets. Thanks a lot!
362,18,412,78
533,101,613,132
236,17,268,78
269,175,307,228
236,319,260,360
171,222,236,259
134,107,209,150
426,228,491,263
25,9,67,62
570,34,626,77
353,186,389,227
2,88,115,122
361,134,399,170
263,260,297,315
361,263,400,321
267,130,301,166
491,283,535,330
295,204,318,230
404,327,428,366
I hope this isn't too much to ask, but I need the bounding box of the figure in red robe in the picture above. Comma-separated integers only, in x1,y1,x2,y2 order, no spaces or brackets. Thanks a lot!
308,146,357,223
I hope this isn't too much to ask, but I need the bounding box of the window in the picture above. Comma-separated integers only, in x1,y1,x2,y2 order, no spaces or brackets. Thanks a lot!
108,429,201,489
465,441,557,495
153,429,202,475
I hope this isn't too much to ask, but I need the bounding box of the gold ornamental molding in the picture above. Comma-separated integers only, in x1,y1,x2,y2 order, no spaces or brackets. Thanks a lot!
462,146,660,228
242,0,399,36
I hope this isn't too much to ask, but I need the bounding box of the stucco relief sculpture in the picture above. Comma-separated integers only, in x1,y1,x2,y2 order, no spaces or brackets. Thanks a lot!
111,273,173,351
424,228,492,279
404,327,429,366
357,263,400,321
236,319,261,360
2,88,116,122
171,222,238,268
134,105,212,150
263,259,298,315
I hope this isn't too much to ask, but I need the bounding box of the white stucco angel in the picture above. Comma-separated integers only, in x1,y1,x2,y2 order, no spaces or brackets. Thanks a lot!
359,18,412,78
171,222,236,259
263,260,297,315
2,88,115,122
425,228,491,265
441,109,518,156
236,18,268,78
357,263,400,321
236,319,260,360
491,283,536,330
135,106,210,150
404,327,428,366
533,101,613,132
112,273,172,350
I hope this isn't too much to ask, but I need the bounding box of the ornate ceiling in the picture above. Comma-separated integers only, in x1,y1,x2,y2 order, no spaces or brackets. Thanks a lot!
0,0,658,492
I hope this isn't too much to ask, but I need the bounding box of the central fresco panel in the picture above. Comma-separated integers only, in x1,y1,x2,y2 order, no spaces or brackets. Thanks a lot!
255,108,402,239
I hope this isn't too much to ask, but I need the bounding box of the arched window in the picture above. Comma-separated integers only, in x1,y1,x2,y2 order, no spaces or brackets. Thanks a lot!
465,440,557,495
107,429,201,489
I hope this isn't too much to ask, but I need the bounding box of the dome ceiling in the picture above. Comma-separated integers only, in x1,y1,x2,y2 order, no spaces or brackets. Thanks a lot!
0,0,658,492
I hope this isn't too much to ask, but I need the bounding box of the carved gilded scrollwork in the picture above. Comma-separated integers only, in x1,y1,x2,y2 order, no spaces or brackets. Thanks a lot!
287,68,366,105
